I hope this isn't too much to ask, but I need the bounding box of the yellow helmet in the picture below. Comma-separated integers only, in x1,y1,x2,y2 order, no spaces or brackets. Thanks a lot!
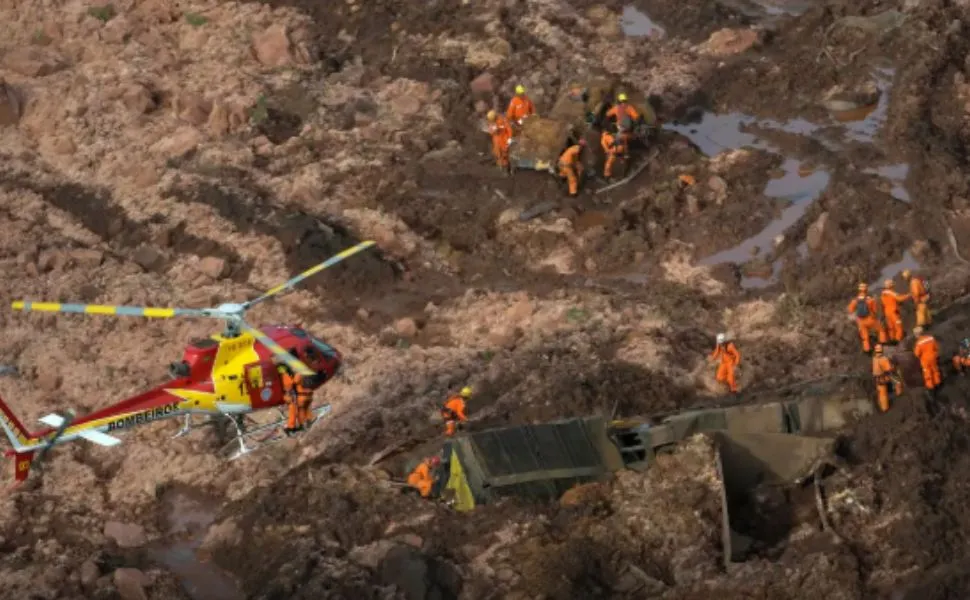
617,92,628,102
486,110,497,122
460,386,473,398
515,84,525,95
883,279,894,289
901,269,911,279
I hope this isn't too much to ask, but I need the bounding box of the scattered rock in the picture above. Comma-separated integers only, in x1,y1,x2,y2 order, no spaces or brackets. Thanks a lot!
79,560,100,588
122,83,157,114
68,248,105,268
465,38,512,69
101,15,134,44
35,362,62,392
0,79,23,126
113,568,149,600
151,126,203,158
469,72,495,95
199,519,243,556
699,28,760,56
131,245,166,272
806,212,829,251
349,539,396,569
821,81,880,113
173,91,212,126
103,521,146,548
395,318,418,338
707,175,728,204
2,47,66,77
207,102,231,136
252,24,311,67
389,95,422,118
197,256,228,279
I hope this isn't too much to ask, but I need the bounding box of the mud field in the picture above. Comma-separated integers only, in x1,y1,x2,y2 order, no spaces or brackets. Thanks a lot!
2,0,970,597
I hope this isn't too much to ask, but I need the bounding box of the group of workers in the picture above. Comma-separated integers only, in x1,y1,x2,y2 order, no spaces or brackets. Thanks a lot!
484,83,644,196
405,386,472,498
843,269,969,411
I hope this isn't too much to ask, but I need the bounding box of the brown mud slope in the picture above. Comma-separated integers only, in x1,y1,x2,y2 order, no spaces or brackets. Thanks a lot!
2,0,970,597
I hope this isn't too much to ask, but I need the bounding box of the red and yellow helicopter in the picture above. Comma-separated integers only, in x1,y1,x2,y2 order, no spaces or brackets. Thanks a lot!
0,240,376,484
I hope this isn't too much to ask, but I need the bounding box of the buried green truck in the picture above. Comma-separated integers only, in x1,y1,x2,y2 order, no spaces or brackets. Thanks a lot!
428,388,873,564
508,79,658,174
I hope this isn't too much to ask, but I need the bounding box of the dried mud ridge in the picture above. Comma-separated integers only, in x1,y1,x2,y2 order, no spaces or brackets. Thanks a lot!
2,0,970,597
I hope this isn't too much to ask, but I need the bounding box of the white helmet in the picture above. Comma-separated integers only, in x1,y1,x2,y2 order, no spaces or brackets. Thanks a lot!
716,333,726,344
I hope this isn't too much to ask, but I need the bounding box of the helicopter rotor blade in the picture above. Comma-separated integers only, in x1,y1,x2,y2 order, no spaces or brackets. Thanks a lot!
242,240,376,311
238,321,315,377
10,301,221,319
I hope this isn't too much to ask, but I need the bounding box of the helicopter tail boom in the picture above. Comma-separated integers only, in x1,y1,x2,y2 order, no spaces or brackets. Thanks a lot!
0,394,39,484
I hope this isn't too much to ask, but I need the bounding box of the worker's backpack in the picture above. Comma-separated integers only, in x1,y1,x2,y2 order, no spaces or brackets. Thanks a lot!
855,297,870,318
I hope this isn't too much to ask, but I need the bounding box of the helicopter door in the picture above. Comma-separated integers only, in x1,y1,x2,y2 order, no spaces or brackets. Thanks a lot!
244,362,277,410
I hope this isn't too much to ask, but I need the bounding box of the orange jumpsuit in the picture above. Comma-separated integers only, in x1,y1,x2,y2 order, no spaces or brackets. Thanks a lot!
281,371,313,430
880,288,910,343
406,460,435,498
600,130,627,178
506,95,535,124
909,276,931,327
847,294,886,352
606,103,640,123
488,115,513,168
710,341,741,393
953,352,970,373
558,144,584,196
872,353,901,412
441,396,467,437
913,333,942,390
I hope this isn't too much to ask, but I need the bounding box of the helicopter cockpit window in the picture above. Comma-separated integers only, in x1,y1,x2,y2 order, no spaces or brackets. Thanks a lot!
311,338,337,358
290,328,309,339
303,346,321,362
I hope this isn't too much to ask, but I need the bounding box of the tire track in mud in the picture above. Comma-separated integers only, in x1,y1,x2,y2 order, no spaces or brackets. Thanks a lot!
0,169,251,283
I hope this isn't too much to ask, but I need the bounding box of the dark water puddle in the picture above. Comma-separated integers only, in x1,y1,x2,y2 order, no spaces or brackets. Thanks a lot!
665,116,831,288
664,66,905,288
621,5,665,38
147,485,244,600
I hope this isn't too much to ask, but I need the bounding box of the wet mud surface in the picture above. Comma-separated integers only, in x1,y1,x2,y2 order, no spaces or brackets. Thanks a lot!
4,0,970,597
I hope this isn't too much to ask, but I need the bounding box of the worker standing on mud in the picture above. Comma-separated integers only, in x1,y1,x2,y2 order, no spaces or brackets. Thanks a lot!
278,364,300,435
913,326,942,396
486,110,513,171
405,455,441,498
506,85,536,125
441,387,471,436
600,124,627,178
847,283,886,353
952,338,970,374
880,279,909,344
606,92,640,130
902,269,931,327
558,139,586,196
871,344,902,412
709,333,741,395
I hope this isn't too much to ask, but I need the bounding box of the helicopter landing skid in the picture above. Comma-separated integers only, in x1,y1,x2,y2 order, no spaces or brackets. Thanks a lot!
217,405,333,461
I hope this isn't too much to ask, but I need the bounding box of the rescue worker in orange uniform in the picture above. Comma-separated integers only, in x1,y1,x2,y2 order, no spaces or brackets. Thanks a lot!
952,338,970,374
880,279,909,344
486,110,513,170
709,333,741,394
406,455,441,498
606,92,640,130
600,123,628,178
847,283,886,353
871,344,902,412
902,269,931,327
559,139,586,196
506,85,536,125
279,365,314,435
441,386,471,436
913,326,942,395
